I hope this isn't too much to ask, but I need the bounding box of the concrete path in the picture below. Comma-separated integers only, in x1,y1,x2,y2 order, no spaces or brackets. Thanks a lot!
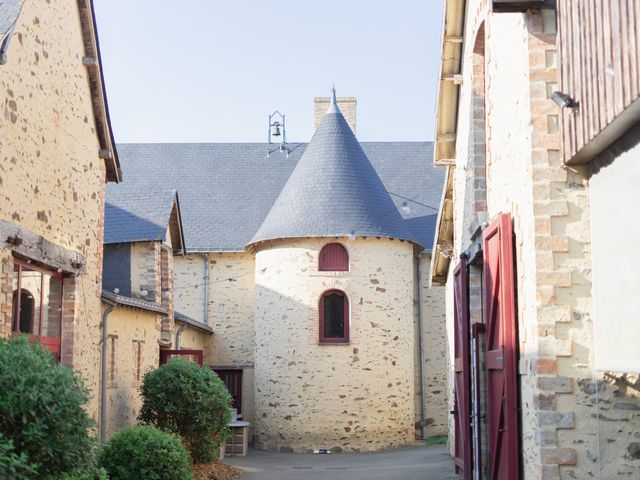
226,444,457,480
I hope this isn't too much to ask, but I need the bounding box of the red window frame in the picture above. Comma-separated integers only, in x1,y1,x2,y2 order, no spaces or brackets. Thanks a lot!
159,349,204,366
11,258,64,361
319,243,349,271
319,289,349,343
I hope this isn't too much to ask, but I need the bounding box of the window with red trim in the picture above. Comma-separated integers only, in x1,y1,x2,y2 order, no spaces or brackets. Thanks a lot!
319,243,349,271
11,259,63,361
319,290,349,343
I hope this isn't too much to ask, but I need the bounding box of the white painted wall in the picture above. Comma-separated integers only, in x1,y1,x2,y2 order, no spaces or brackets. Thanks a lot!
590,140,640,373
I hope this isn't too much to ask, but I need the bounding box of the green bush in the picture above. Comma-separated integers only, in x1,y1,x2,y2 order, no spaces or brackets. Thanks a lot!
0,337,99,479
138,358,232,463
0,433,36,479
98,425,192,480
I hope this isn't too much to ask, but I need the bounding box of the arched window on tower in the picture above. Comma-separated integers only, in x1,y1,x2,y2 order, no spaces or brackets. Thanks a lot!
319,290,349,343
319,243,349,271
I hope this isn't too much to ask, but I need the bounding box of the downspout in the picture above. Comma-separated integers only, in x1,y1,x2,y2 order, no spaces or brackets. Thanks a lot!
417,253,428,440
202,253,209,325
101,303,115,442
175,323,187,350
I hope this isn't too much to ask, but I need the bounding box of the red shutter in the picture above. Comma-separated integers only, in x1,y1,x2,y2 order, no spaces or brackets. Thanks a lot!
482,213,520,480
319,243,349,271
453,255,472,480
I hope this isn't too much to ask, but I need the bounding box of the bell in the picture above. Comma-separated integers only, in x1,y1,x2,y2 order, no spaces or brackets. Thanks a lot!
272,123,281,137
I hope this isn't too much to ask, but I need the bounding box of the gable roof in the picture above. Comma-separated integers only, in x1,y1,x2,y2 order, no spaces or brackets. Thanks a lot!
110,141,443,254
105,189,185,251
248,95,419,249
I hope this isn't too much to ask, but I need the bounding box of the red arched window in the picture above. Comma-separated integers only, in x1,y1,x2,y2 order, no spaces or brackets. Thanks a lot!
319,243,349,271
319,290,349,343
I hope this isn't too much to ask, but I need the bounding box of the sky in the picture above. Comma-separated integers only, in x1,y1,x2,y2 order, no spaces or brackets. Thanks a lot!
94,1,444,143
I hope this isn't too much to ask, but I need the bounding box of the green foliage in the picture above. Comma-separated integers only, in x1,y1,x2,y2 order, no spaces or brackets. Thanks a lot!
0,433,37,479
0,337,99,479
424,434,448,446
98,425,192,480
138,358,232,463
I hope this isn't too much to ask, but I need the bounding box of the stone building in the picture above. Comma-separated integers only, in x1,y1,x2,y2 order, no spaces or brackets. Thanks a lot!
431,1,640,479
0,0,119,421
100,190,213,437
104,92,448,451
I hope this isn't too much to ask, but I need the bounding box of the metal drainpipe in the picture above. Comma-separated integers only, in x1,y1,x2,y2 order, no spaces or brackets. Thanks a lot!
101,303,115,443
175,323,187,350
417,254,428,440
202,253,209,325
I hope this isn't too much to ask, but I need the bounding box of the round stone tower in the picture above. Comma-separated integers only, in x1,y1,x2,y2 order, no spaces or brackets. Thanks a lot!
247,91,421,453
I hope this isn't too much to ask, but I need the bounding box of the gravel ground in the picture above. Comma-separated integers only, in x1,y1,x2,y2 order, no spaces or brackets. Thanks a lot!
192,462,244,480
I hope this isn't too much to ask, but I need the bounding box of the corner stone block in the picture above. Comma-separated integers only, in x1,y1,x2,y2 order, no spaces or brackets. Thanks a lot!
538,337,572,357
539,464,560,480
536,411,574,429
538,376,573,393
541,447,577,465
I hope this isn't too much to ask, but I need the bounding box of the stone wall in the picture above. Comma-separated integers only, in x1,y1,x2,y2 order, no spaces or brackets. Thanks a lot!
178,325,214,364
173,251,256,429
130,242,160,303
253,237,416,452
173,253,207,324
0,0,108,419
103,304,161,437
417,254,448,437
445,2,640,477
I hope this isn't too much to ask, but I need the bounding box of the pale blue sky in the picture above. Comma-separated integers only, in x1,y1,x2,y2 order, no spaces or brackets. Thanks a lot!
94,1,444,143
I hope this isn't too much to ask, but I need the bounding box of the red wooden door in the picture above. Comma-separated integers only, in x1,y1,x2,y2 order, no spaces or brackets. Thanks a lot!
453,255,472,480
482,213,520,480
159,349,203,366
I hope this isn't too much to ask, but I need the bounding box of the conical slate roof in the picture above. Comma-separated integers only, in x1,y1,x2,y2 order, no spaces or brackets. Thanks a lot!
247,91,420,249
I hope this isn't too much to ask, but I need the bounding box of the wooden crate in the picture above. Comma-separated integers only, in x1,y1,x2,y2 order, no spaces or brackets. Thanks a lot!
225,421,249,457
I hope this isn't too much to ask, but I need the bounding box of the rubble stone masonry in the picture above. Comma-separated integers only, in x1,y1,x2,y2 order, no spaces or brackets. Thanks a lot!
0,0,108,419
448,2,640,477
253,238,416,452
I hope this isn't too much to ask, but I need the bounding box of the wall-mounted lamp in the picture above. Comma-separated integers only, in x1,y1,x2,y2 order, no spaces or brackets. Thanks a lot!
551,91,579,109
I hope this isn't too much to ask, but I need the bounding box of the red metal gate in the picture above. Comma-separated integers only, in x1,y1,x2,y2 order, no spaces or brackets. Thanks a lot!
159,349,203,366
482,213,520,480
453,255,472,480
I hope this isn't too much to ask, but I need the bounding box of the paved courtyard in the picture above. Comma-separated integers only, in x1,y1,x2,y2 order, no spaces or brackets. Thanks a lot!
226,444,456,480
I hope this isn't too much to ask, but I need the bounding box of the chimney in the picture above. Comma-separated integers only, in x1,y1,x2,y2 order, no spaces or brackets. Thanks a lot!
314,96,357,133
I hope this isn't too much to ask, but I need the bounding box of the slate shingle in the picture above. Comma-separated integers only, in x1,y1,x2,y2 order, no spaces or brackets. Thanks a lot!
109,138,443,252
249,101,420,248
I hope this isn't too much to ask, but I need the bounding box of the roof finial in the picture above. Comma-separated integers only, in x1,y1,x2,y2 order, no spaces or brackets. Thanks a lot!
327,84,339,114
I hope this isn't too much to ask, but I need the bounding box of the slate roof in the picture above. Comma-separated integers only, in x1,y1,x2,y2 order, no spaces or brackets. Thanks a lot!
249,96,418,248
0,0,22,63
104,189,179,244
109,140,442,253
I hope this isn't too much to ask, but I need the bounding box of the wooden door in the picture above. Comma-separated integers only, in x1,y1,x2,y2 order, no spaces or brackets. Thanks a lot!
453,255,472,480
214,369,243,414
482,213,520,480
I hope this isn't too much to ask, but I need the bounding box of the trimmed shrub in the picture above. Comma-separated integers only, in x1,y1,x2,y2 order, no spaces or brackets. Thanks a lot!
138,358,233,463
0,433,36,479
98,425,192,480
0,337,99,479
